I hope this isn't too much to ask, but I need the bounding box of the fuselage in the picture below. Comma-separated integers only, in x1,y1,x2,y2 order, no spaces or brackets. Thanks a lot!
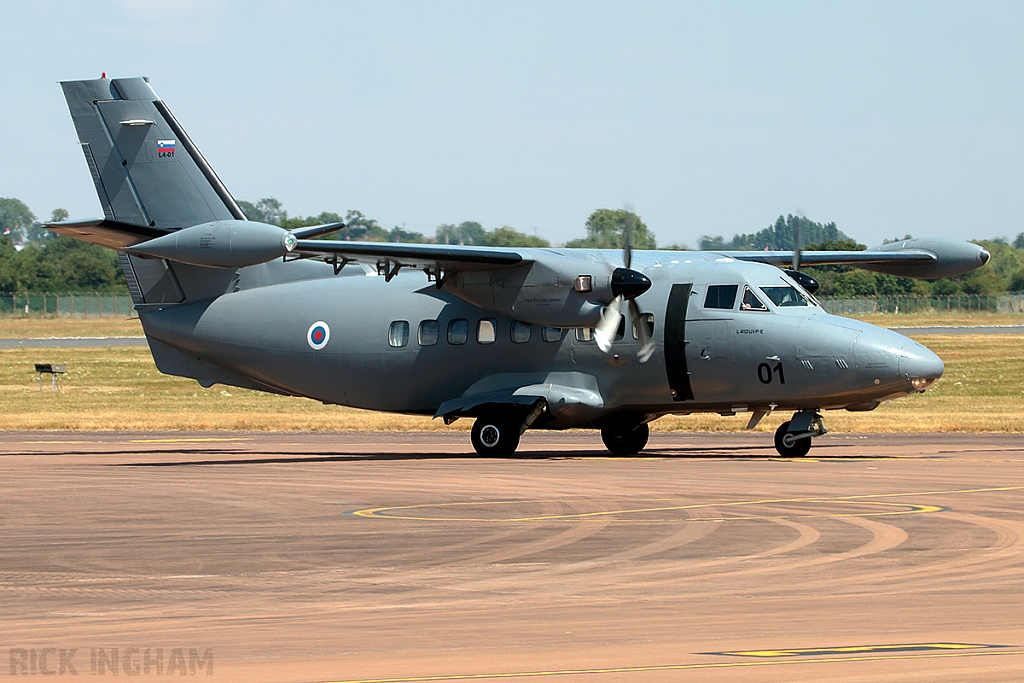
139,249,943,428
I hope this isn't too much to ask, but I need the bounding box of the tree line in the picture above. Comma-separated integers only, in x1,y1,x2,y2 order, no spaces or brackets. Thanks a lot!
2,195,1023,297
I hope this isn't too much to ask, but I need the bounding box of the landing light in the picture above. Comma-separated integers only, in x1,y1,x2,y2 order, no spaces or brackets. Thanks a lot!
911,377,934,390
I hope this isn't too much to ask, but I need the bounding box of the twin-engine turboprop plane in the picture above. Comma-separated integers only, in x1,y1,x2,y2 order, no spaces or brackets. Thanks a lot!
49,77,990,456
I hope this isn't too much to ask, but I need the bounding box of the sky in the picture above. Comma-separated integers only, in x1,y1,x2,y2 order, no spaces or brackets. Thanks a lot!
1,0,1022,247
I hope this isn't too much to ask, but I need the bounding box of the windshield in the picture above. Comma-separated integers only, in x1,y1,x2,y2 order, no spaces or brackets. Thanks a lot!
760,285,812,307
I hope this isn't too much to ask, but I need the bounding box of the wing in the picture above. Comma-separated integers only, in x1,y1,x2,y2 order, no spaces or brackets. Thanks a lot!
291,239,526,273
718,237,990,280
722,250,935,267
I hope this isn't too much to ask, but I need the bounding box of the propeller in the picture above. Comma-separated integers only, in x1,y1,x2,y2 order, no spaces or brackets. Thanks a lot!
782,221,820,294
594,228,655,363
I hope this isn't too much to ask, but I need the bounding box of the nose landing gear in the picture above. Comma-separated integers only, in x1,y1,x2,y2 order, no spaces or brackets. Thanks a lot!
774,410,827,457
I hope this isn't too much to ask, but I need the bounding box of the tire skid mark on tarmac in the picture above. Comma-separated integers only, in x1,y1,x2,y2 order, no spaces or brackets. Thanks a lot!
449,508,728,595
630,514,900,598
588,515,822,592
453,501,615,568
832,509,1024,595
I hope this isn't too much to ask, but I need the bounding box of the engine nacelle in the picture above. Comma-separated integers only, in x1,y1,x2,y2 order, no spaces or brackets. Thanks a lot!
125,220,295,268
448,250,616,327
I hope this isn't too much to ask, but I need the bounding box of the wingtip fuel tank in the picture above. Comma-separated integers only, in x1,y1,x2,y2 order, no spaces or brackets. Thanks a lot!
125,220,295,268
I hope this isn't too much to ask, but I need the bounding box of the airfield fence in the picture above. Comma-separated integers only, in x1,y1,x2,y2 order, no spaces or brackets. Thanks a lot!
1,291,1023,319
0,292,135,318
816,293,1024,315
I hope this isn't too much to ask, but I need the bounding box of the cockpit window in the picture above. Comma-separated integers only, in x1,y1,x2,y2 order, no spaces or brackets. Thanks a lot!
704,285,738,309
760,285,812,307
740,286,768,311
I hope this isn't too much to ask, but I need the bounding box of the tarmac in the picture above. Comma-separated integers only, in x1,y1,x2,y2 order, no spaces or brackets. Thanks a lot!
1,430,1022,682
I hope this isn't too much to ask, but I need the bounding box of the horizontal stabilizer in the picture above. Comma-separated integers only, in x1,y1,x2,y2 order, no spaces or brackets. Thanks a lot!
44,218,168,249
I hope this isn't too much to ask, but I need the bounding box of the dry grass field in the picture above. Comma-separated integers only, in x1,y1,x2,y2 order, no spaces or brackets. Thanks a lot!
0,317,143,338
1,333,1021,433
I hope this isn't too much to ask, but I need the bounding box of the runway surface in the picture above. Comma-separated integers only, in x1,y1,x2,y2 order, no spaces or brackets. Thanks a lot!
0,337,147,348
1,431,1022,682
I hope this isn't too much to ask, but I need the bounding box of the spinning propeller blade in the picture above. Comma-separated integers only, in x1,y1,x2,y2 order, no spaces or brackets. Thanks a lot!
594,224,653,361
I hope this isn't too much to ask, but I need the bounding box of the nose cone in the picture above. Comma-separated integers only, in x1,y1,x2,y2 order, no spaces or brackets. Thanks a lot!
899,341,944,389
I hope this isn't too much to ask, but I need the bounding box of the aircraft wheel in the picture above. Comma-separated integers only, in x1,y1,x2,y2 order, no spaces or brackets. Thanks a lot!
601,423,650,455
471,415,521,457
774,421,812,457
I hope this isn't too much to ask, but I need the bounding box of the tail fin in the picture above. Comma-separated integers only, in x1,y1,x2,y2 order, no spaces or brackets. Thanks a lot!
60,76,246,229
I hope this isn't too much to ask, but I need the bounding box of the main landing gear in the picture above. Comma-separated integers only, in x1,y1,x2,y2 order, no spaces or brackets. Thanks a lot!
774,410,827,457
470,414,521,457
601,423,650,455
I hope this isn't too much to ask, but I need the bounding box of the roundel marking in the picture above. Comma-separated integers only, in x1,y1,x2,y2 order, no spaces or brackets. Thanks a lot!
307,321,330,350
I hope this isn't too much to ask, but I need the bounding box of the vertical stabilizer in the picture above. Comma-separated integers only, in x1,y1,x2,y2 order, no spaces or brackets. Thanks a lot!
60,76,246,229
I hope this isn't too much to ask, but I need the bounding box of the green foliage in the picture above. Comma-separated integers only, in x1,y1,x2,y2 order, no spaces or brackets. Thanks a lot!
565,209,655,249
701,214,851,252
1009,266,1024,292
238,197,285,225
0,235,124,292
698,235,726,251
1015,233,1024,250
389,226,427,243
436,221,487,246
0,197,36,243
484,226,548,247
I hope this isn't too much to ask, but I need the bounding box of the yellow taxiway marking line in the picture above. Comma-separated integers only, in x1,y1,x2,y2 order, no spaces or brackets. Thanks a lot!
319,648,1024,683
128,438,249,443
352,484,1024,522
721,642,995,657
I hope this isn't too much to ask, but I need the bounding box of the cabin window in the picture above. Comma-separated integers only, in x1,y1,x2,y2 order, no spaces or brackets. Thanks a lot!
740,286,768,311
632,313,654,339
447,319,469,345
760,285,811,307
542,326,563,343
418,320,439,346
511,320,532,343
575,327,595,342
477,318,497,344
388,321,410,347
704,285,738,309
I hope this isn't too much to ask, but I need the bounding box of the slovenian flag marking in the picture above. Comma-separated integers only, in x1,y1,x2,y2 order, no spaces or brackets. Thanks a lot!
157,139,176,154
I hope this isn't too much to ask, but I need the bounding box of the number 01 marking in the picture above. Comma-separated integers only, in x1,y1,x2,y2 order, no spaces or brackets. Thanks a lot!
757,362,785,384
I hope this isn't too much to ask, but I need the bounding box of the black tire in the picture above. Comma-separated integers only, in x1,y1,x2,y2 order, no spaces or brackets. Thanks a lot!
601,423,650,455
471,416,521,457
774,420,812,457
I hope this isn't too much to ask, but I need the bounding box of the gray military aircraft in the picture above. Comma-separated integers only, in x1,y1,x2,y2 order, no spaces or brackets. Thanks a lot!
49,76,990,457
